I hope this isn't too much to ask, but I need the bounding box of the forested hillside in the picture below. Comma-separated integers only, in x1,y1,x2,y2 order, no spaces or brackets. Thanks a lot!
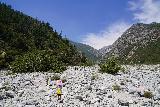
0,3,87,72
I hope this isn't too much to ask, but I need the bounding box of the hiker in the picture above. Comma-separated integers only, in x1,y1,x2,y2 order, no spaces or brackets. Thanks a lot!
47,78,53,98
56,80,63,100
56,86,62,100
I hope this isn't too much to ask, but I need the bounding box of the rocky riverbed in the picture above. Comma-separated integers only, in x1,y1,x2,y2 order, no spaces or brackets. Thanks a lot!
0,65,160,107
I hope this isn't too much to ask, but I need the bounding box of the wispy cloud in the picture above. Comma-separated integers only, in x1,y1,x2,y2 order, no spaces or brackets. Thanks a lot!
82,22,130,49
82,0,160,49
129,0,160,23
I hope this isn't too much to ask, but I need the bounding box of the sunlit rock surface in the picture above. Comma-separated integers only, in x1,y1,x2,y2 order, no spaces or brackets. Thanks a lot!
0,65,160,107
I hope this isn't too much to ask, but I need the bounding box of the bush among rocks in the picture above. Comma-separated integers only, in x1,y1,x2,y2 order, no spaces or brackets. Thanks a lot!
144,91,153,98
91,72,98,80
112,84,121,91
75,96,83,101
50,74,60,81
11,51,66,73
99,57,121,74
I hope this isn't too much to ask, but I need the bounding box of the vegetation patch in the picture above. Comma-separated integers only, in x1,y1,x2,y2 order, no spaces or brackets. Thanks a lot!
0,51,7,68
99,57,121,74
11,51,66,73
0,3,88,72
144,91,153,98
112,84,121,91
50,74,60,81
91,72,98,80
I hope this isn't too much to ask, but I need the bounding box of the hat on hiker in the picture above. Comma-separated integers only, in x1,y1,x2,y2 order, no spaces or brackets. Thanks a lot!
56,80,63,86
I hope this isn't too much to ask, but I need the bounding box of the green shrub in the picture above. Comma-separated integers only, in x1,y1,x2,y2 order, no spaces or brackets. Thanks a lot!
0,58,6,68
99,57,121,74
0,51,7,68
50,74,60,81
80,59,94,66
91,72,98,80
11,51,66,73
144,91,153,98
112,84,121,91
6,70,15,76
120,67,126,73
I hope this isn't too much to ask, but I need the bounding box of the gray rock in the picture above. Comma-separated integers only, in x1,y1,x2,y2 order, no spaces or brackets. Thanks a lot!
0,95,3,100
108,95,112,98
0,102,4,107
86,85,92,90
128,87,136,94
59,100,63,103
154,94,160,100
38,87,46,93
6,90,15,98
157,86,160,94
0,83,3,89
24,80,33,86
23,99,39,106
1,65,160,106
75,96,83,101
141,101,153,107
18,90,24,97
118,99,129,106
137,91,144,97
25,105,36,107
16,103,24,107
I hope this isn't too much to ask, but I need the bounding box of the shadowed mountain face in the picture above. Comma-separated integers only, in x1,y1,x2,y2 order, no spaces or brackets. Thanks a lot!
105,23,160,64
70,41,101,62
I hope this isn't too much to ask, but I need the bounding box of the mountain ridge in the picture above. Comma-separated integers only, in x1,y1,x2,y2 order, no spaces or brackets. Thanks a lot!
105,22,160,64
70,41,101,62
98,45,112,57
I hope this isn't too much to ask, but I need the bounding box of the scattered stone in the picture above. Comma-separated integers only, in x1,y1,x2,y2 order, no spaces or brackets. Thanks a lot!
18,90,24,97
0,83,3,89
108,95,112,98
0,65,160,106
59,100,63,103
6,90,15,98
118,99,129,106
75,96,83,101
0,95,4,100
23,99,39,106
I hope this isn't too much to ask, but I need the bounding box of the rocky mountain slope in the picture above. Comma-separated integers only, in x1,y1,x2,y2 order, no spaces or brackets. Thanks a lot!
98,45,112,57
70,41,101,62
0,65,160,107
70,23,160,64
105,23,160,64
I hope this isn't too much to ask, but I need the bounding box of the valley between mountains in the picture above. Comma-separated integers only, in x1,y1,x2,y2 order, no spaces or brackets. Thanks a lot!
0,2,160,107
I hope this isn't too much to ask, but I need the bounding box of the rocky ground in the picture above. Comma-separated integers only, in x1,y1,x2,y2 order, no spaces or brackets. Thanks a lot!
0,65,160,107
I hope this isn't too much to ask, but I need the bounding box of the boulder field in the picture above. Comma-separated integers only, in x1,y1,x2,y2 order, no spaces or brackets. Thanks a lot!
0,65,160,107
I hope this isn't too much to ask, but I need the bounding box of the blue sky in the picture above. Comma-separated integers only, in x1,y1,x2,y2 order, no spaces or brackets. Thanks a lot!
1,0,160,49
